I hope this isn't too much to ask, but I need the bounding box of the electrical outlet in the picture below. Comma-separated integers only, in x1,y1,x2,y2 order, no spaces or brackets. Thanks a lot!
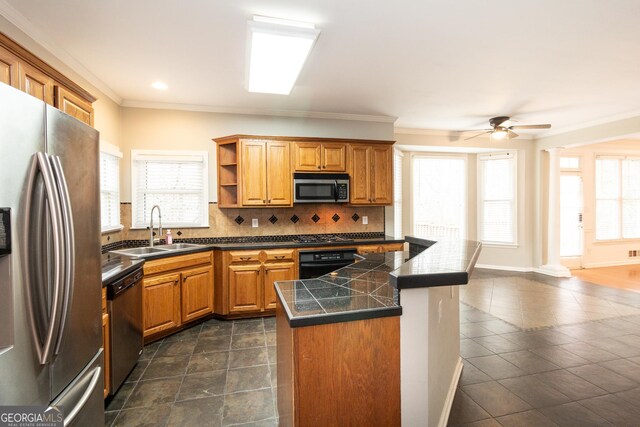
362,216,368,225
252,218,258,228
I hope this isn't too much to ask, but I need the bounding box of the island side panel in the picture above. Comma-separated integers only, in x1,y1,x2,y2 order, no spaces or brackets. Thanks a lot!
293,316,401,426
276,301,295,427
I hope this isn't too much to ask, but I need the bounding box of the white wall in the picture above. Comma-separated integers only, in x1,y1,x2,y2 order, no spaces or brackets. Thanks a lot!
394,131,536,270
120,107,395,202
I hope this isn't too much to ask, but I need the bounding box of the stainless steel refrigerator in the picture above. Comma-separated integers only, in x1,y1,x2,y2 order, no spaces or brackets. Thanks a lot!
0,83,104,425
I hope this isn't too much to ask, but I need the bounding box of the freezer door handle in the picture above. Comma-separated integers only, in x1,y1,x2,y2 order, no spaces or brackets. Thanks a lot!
24,152,66,365
63,366,101,426
50,155,75,355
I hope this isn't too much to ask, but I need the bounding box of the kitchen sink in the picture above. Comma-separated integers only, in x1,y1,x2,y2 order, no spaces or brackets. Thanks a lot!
155,243,202,250
110,243,206,258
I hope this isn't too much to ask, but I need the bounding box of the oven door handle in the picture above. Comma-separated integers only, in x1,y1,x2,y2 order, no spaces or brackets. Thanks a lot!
334,180,339,202
299,262,353,269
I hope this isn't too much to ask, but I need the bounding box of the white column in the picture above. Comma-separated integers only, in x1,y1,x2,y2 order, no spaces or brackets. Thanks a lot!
539,148,571,277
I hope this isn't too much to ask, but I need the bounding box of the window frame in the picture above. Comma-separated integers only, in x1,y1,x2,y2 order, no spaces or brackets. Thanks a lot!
130,149,210,229
99,141,123,234
410,153,468,241
594,155,640,242
477,151,518,247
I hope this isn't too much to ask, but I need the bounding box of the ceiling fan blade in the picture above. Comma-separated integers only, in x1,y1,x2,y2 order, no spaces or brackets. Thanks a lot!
464,131,492,141
509,124,551,130
507,130,519,139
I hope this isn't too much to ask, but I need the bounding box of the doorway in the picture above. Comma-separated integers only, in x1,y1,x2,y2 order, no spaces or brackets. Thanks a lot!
560,173,583,268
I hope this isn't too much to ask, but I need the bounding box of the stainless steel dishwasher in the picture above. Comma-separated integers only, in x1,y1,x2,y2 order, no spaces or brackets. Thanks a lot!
106,266,143,394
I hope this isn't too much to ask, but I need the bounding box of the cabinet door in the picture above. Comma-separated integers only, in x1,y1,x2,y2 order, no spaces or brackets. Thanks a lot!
18,63,54,104
143,272,181,337
322,143,346,171
266,141,292,206
228,264,262,313
370,145,393,205
263,262,295,311
357,245,381,255
54,86,94,126
102,312,110,398
294,142,322,171
380,243,404,252
181,265,214,324
0,48,19,88
241,141,267,206
349,145,371,204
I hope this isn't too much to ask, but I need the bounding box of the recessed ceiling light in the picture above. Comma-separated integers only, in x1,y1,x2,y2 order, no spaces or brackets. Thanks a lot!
247,16,320,95
151,81,168,90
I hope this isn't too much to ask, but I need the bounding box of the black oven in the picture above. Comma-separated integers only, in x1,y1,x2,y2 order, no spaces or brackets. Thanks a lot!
293,173,349,203
299,248,357,279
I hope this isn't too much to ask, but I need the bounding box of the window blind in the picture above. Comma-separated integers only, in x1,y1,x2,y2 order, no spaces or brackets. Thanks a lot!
596,157,640,240
393,150,403,238
131,151,208,228
479,152,516,244
100,151,121,231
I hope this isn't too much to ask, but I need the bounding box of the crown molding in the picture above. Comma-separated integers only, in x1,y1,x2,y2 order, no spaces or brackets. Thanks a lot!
121,99,398,123
0,0,123,104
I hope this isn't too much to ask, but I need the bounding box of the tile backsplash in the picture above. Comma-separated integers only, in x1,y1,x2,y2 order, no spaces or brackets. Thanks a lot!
102,203,384,246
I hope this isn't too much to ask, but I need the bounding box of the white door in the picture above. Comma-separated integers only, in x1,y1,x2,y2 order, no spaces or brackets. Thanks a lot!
560,174,583,267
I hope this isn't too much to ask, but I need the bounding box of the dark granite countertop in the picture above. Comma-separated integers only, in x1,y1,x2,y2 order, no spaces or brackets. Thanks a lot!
206,235,404,250
101,253,145,286
275,236,481,327
389,236,482,289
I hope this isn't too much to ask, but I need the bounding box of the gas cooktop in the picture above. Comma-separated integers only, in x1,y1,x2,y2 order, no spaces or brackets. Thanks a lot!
292,234,354,244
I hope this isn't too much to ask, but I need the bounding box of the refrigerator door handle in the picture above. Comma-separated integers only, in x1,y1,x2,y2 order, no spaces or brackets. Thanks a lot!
62,366,101,426
50,155,75,355
24,152,66,365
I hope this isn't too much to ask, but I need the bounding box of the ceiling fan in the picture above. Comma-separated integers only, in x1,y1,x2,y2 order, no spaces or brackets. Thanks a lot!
464,116,551,141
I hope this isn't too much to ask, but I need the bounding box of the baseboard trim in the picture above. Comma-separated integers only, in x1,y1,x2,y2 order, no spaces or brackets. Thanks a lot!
582,259,640,268
475,264,533,273
438,357,463,427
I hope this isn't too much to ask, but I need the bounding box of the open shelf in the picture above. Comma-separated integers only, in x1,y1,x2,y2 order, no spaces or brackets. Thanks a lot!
216,140,239,207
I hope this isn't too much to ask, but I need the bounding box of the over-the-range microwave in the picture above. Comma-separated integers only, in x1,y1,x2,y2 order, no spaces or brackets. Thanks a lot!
293,173,349,203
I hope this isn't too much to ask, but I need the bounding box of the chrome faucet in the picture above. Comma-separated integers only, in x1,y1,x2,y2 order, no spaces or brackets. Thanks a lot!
149,205,162,247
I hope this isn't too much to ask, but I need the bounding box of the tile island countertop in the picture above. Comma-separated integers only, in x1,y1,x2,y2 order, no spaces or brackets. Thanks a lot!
275,235,482,327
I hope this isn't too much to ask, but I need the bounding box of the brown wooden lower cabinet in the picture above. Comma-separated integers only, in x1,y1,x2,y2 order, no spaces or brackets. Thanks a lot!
102,312,110,398
142,251,214,339
356,242,405,254
276,302,401,426
263,262,295,310
228,263,262,313
143,272,181,337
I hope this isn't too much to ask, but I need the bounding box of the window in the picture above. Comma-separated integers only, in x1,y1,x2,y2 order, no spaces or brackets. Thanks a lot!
560,156,581,170
99,143,122,233
478,152,517,245
412,156,466,239
131,150,209,229
393,150,403,238
595,156,640,240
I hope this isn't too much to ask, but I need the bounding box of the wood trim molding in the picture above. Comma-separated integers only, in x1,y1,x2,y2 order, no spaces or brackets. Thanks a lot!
0,32,96,103
214,134,395,145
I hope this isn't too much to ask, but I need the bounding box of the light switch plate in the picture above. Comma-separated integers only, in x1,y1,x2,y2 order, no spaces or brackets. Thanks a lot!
252,218,258,228
362,216,368,225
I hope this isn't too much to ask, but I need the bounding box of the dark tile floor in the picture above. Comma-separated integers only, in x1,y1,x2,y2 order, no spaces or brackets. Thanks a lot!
449,270,640,426
105,317,278,427
106,269,640,426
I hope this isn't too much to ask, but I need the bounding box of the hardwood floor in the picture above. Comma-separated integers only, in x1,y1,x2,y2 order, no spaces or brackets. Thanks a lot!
572,265,640,292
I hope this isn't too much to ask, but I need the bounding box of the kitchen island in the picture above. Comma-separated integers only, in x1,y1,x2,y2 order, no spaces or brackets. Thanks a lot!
275,236,481,427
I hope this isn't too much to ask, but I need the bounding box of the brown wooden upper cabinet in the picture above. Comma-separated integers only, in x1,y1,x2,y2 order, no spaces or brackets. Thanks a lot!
0,33,95,126
294,141,346,172
240,140,292,207
349,144,393,205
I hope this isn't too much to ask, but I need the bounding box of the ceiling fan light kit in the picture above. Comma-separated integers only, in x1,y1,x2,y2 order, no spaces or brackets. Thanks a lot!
464,116,552,141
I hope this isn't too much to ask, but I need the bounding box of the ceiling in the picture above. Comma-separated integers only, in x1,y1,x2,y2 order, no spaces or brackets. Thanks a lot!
3,0,640,134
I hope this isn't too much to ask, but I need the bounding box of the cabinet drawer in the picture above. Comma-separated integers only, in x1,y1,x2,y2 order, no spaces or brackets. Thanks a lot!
264,249,295,262
229,251,262,263
143,251,213,275
357,245,381,255
380,243,404,252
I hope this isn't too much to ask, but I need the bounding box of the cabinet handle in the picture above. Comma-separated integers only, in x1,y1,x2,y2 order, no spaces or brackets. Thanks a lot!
322,165,326,169
183,276,188,282
174,279,179,285
275,255,285,259
268,199,271,203
317,166,321,169
256,270,260,275
240,256,251,261
263,199,266,203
